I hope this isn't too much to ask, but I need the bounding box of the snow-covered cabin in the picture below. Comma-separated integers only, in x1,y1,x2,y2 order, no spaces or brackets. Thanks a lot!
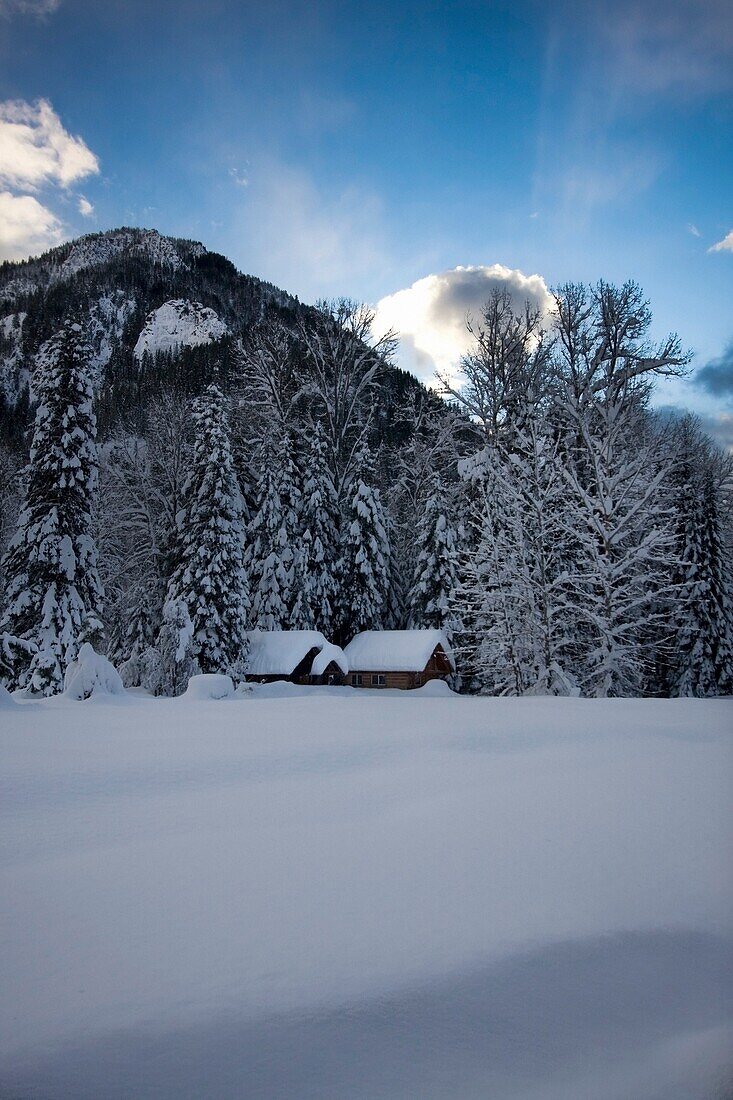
244,630,349,685
343,629,454,689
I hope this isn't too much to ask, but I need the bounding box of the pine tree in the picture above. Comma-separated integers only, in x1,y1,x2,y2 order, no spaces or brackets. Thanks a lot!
143,597,198,697
665,417,733,696
407,474,459,637
452,444,529,694
165,382,249,674
338,468,391,640
0,320,104,694
247,432,301,630
295,422,340,633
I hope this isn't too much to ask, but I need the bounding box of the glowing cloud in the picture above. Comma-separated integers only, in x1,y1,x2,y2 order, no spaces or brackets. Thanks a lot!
374,264,553,382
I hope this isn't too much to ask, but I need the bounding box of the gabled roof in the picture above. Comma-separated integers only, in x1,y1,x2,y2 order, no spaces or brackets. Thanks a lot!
343,629,455,672
244,630,327,677
310,641,349,676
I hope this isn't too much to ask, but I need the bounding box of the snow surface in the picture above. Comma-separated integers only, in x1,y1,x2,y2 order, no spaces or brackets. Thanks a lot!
1,693,731,1099
134,299,229,360
0,682,15,706
344,628,454,671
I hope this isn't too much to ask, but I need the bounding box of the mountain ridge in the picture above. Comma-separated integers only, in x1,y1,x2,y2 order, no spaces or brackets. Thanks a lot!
0,227,428,444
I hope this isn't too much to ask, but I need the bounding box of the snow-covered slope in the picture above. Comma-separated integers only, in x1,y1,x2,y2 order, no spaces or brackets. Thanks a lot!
88,292,137,375
1,692,731,1099
0,311,28,403
55,228,194,281
134,299,229,360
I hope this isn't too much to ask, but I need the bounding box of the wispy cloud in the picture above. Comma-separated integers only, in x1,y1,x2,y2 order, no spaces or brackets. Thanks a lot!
77,195,94,217
708,230,733,254
374,265,552,383
560,149,662,212
609,0,732,99
228,166,249,188
0,0,60,16
687,224,701,237
297,89,356,135
533,0,731,221
230,158,389,302
0,190,63,260
0,98,99,191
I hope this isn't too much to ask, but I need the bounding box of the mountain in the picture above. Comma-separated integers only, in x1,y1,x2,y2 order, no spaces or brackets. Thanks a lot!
0,227,427,444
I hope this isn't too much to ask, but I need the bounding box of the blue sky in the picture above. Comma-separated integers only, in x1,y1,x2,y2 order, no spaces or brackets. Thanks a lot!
0,0,731,438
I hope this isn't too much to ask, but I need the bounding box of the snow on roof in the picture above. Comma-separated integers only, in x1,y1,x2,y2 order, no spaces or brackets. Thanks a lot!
310,641,349,676
343,630,455,672
244,630,330,677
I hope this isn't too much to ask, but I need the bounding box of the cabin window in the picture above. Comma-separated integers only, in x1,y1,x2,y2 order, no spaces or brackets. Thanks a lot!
371,674,386,687
414,673,423,686
327,674,337,685
352,674,363,686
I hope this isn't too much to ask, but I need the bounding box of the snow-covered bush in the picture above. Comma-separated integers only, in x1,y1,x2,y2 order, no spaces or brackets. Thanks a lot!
63,643,125,700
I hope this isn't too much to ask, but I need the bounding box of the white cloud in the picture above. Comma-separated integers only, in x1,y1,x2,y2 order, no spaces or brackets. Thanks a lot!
0,0,60,15
77,195,94,217
374,265,553,383
708,230,733,253
0,190,64,260
0,98,99,191
687,223,701,237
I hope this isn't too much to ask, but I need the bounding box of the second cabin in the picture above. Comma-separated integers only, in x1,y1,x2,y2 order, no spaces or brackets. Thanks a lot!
343,629,454,689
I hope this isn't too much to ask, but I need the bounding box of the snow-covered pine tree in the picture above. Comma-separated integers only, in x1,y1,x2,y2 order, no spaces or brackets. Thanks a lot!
407,473,459,637
0,320,104,694
165,381,249,674
247,431,301,630
664,416,733,696
294,421,340,633
143,597,198,697
0,631,35,687
452,442,529,694
337,460,391,640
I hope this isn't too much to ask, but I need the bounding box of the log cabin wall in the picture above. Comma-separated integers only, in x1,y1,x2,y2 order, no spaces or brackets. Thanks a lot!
348,647,451,689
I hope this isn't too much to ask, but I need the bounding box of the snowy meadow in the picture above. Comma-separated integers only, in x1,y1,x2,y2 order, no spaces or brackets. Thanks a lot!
2,687,732,1099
